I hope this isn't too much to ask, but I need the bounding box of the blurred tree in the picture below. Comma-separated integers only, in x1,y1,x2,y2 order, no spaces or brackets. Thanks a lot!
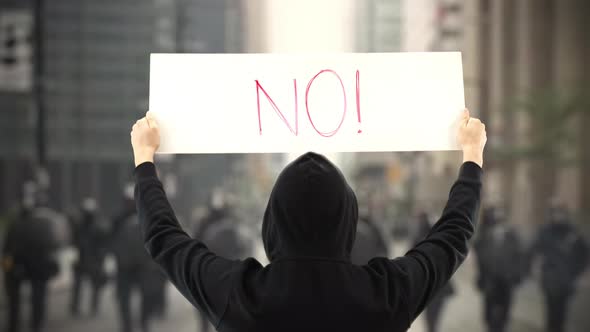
498,90,585,163
493,88,590,223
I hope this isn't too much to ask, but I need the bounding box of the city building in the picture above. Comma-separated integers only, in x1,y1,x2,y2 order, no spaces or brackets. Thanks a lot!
0,0,248,218
475,0,589,226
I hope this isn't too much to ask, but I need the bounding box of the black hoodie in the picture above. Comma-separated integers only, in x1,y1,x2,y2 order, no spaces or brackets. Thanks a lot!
135,152,482,332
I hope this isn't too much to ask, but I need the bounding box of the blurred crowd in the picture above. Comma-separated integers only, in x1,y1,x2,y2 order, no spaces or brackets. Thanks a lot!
1,174,588,332
0,176,263,332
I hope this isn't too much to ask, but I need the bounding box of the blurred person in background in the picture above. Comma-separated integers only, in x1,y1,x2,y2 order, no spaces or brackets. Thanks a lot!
350,202,389,265
193,189,256,332
530,202,589,332
1,180,63,332
192,188,231,244
412,211,455,332
69,197,110,317
473,206,527,332
111,184,166,332
129,109,486,331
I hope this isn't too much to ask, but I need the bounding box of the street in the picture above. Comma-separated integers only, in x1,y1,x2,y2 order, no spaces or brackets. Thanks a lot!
2,241,589,332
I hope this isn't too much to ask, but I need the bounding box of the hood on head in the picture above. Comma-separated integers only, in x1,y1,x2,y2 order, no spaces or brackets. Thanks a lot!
262,152,358,262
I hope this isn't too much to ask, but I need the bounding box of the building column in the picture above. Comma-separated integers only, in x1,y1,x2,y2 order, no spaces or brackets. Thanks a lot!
511,0,535,226
553,0,585,213
485,0,508,207
577,0,590,220
243,0,267,53
526,0,556,224
478,0,518,215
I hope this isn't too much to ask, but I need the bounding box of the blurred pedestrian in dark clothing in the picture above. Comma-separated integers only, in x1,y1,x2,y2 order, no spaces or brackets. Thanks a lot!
1,181,62,332
531,204,589,332
413,212,455,332
69,197,110,317
473,206,526,332
193,191,255,332
111,186,166,332
350,207,389,265
195,193,254,261
192,190,231,245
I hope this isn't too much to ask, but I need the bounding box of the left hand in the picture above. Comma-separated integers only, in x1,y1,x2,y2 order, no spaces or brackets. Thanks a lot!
131,111,160,166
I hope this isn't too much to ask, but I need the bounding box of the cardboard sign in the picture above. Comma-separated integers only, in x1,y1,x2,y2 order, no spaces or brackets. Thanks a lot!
149,52,465,153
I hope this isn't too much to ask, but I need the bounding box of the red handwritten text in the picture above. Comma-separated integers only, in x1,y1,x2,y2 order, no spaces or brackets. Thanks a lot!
255,79,299,135
305,69,347,137
256,69,362,137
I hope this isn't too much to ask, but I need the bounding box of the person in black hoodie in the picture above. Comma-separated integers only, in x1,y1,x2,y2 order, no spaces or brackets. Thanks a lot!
129,108,486,332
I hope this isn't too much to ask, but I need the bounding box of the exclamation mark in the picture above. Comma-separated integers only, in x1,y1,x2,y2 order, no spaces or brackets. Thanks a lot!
356,70,362,133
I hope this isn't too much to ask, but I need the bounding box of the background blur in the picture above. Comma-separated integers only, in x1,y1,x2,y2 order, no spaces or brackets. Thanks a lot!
0,0,588,332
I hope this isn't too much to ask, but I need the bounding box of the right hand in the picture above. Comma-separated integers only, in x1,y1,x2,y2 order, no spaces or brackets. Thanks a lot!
130,111,161,167
457,108,487,167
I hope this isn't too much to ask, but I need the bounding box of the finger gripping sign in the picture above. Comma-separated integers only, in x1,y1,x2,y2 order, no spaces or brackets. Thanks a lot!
149,52,465,153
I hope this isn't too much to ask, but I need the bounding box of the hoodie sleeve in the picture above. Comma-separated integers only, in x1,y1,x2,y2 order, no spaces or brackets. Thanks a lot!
134,162,238,326
372,161,481,325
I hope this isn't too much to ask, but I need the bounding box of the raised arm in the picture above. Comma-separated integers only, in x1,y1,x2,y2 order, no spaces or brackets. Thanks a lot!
131,112,239,326
371,109,486,325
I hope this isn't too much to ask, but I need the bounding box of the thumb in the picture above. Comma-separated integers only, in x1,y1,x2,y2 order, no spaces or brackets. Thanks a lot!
146,111,158,129
455,108,470,128
461,108,471,127
462,108,470,120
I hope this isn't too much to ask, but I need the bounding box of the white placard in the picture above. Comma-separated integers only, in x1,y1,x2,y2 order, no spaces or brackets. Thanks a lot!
149,52,465,153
